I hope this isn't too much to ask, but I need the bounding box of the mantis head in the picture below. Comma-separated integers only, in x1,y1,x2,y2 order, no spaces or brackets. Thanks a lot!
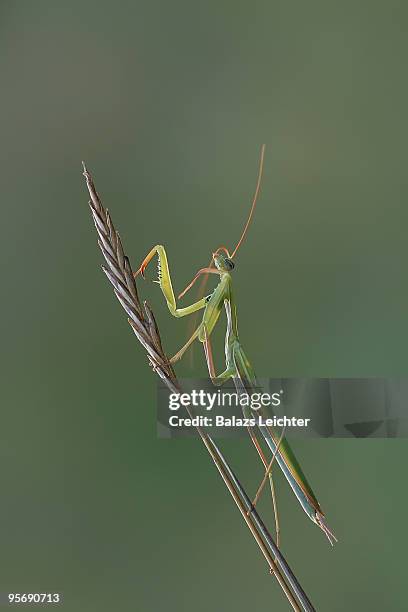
212,247,235,272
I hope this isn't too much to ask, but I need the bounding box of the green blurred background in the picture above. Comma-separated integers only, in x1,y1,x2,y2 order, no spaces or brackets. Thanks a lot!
1,1,407,610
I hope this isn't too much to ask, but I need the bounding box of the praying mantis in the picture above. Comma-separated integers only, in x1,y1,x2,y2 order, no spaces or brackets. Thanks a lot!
135,145,336,546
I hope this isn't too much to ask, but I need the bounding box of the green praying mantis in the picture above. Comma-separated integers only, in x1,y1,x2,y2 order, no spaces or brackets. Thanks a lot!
135,145,336,546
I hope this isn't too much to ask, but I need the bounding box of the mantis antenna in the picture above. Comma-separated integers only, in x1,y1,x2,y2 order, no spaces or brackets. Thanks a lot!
179,144,266,299
230,143,266,259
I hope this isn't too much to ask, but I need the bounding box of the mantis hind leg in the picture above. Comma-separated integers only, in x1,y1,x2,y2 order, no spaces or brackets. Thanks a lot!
233,344,282,548
248,427,286,551
203,334,282,547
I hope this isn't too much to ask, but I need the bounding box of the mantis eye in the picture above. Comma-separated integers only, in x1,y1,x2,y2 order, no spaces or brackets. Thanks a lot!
224,258,235,270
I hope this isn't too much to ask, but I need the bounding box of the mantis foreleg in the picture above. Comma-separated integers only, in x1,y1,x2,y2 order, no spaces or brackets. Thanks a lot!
135,245,209,317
